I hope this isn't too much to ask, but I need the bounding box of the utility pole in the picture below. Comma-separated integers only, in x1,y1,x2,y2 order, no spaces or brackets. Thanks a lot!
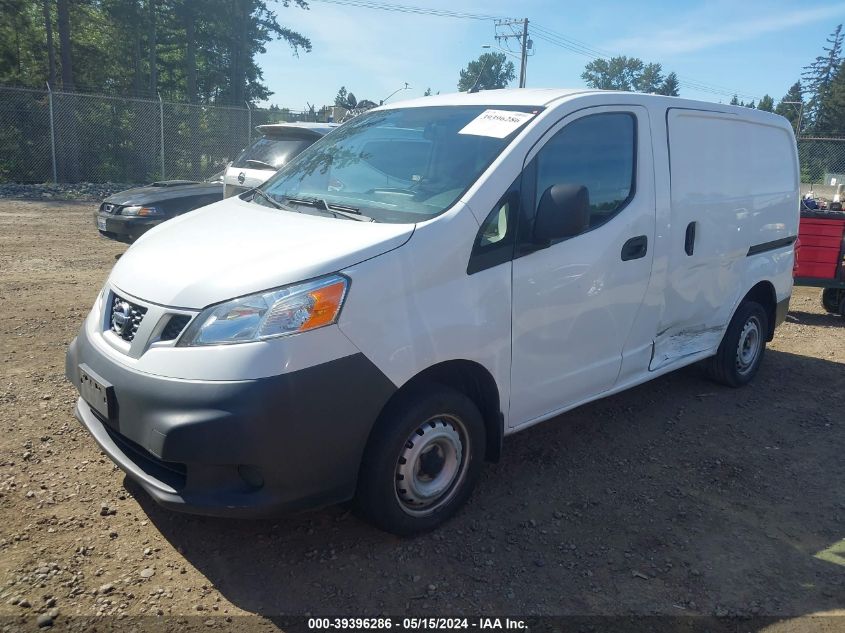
495,18,531,88
519,18,529,88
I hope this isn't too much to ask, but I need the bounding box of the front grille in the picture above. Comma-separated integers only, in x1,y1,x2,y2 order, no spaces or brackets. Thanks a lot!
160,314,191,341
110,294,147,342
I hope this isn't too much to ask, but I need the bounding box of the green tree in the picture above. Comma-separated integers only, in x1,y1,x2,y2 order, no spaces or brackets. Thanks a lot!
816,61,845,135
458,52,515,92
0,0,311,104
657,71,680,96
335,86,359,109
582,56,679,95
775,82,804,133
633,62,663,93
802,24,843,129
758,94,775,112
730,94,740,105
582,56,643,91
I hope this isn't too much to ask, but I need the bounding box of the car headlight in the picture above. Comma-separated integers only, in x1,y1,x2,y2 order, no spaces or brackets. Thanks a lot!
121,205,162,217
178,275,348,346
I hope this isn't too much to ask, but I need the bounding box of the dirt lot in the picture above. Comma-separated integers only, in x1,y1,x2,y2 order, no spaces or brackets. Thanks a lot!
1,199,844,630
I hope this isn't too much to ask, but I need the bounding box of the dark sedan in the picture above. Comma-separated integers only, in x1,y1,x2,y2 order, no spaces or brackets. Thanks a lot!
94,176,223,244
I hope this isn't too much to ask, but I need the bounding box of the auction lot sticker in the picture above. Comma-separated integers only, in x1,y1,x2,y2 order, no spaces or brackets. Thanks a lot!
459,109,535,138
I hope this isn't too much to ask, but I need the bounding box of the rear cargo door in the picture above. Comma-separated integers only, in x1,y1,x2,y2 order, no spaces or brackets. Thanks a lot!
652,109,797,370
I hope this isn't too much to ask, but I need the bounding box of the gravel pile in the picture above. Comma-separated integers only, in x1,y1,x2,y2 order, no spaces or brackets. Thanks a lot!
0,182,137,202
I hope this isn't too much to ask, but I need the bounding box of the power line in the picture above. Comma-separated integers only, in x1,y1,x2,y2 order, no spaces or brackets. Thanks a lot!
307,0,499,20
307,0,764,102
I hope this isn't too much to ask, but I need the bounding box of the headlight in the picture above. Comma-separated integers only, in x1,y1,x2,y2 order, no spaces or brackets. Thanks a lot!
122,205,162,217
178,275,348,346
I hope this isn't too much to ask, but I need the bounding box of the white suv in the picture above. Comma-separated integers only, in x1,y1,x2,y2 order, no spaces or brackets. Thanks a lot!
223,122,337,198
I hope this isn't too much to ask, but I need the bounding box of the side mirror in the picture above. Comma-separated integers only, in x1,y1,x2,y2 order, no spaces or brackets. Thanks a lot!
533,184,590,244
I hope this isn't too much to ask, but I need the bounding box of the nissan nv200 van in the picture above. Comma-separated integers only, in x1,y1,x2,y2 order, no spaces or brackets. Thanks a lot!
66,89,799,535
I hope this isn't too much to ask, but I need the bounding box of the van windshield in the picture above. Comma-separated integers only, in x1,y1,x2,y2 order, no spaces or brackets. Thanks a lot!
256,105,540,223
232,137,314,170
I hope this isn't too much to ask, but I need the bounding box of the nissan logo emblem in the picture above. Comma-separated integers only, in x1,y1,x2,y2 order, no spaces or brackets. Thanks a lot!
237,172,246,185
111,301,132,336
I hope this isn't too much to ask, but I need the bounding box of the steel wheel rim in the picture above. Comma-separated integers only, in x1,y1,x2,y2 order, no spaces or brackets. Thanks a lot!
736,316,762,375
395,414,469,517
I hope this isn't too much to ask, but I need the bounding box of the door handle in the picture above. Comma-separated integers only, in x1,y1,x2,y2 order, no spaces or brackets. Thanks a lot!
621,235,648,261
685,221,697,256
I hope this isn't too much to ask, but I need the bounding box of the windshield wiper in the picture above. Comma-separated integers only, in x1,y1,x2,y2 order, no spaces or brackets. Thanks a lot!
285,197,376,222
252,188,287,210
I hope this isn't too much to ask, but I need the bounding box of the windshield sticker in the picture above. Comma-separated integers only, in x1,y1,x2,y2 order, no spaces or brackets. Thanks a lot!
458,109,536,138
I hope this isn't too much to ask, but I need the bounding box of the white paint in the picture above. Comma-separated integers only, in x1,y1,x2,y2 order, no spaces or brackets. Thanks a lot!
81,89,799,434
650,109,798,370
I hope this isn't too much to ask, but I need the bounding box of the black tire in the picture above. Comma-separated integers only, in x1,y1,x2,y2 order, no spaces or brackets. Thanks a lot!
822,288,841,313
355,384,486,536
705,301,769,388
839,294,845,318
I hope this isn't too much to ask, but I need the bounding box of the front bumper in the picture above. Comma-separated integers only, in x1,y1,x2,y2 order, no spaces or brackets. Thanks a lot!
95,212,161,244
65,324,396,518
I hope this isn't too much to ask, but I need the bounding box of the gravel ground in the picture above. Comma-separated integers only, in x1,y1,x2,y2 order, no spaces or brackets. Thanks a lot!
1,200,844,631
0,183,137,202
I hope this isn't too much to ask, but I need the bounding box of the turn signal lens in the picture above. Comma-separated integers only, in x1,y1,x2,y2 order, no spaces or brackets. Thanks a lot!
302,280,347,331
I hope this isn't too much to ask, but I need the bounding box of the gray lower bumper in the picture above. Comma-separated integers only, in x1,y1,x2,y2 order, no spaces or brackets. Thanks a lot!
66,326,396,518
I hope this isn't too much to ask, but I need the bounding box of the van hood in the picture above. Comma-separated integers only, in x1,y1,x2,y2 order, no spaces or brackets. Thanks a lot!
109,196,414,308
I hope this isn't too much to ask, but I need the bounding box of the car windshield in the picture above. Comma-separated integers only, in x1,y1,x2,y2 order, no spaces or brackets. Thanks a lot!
232,136,314,170
256,105,541,223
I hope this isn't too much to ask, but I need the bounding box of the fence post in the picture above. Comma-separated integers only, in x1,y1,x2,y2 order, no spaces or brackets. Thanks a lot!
245,101,252,144
158,93,165,180
46,82,57,183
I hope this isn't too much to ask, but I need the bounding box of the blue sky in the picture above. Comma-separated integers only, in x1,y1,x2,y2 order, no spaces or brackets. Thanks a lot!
256,0,845,110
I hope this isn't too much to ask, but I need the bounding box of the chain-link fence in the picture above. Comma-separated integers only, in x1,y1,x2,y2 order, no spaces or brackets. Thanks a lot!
5,84,845,189
0,85,316,184
797,137,845,198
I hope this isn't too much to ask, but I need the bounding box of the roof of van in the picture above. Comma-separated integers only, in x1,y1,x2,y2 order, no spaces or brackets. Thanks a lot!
255,122,338,137
383,88,598,109
380,89,790,124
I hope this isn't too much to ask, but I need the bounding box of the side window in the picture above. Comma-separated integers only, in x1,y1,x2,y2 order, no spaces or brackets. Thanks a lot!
534,113,636,235
467,178,520,274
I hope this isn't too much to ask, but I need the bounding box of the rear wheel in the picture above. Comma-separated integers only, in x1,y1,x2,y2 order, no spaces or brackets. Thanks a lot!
705,301,768,387
839,294,845,318
821,288,842,313
355,385,485,536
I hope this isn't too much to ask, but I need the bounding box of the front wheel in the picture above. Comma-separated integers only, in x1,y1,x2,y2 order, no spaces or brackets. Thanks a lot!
355,385,485,536
705,301,768,387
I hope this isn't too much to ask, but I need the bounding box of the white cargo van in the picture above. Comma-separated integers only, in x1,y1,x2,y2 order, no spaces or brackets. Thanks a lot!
66,89,798,535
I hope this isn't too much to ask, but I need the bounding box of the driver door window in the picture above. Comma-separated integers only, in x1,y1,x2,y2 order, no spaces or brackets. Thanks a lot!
534,112,636,237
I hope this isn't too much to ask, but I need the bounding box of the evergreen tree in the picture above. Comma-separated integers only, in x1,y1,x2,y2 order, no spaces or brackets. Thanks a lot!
775,82,804,134
802,24,843,129
817,61,845,135
657,72,680,96
730,94,740,105
758,94,775,112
